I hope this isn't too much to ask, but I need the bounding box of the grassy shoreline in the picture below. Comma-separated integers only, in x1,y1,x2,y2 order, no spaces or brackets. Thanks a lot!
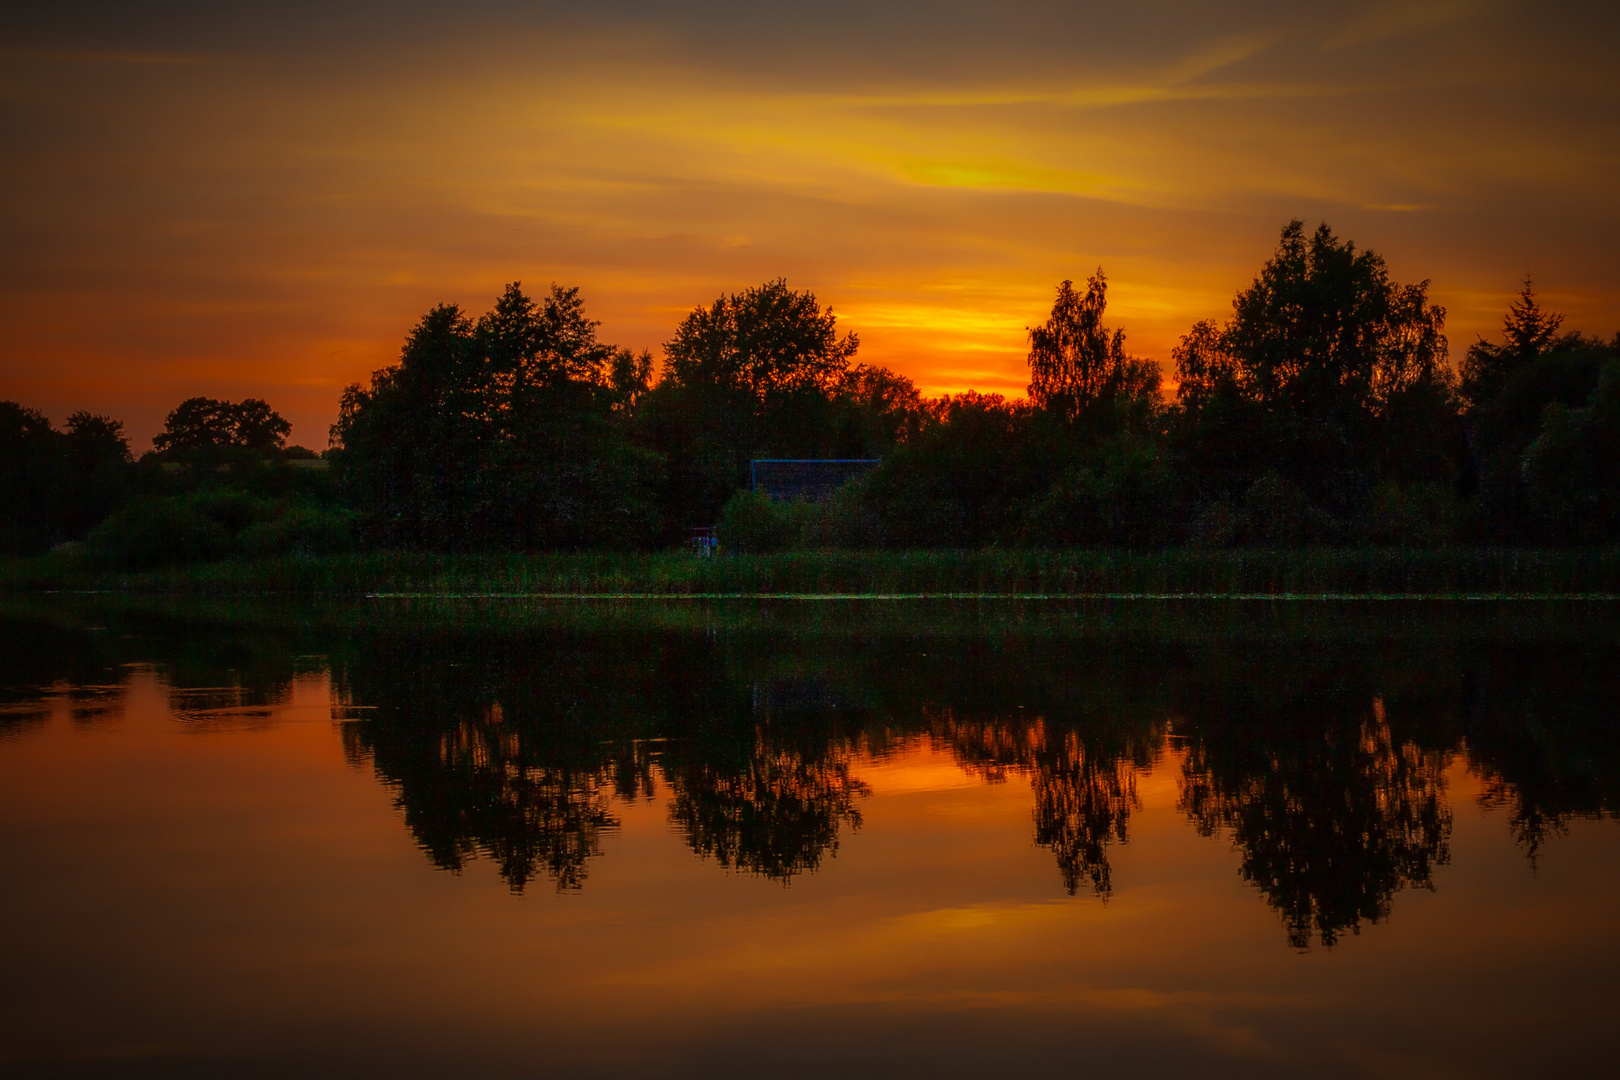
5,547,1620,598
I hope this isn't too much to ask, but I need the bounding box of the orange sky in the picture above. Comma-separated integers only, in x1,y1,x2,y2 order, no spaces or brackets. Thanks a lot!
2,1,1618,448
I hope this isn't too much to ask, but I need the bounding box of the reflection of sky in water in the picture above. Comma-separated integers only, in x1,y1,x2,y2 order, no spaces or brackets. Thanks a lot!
1,601,1617,1075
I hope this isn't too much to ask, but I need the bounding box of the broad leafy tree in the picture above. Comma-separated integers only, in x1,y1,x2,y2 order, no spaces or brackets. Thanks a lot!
1027,271,1159,431
642,279,905,532
1171,221,1456,522
1453,280,1620,539
153,397,291,454
332,282,658,550
0,402,131,552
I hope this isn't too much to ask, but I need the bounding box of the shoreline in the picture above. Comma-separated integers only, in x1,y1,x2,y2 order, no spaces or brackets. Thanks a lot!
6,547,1620,598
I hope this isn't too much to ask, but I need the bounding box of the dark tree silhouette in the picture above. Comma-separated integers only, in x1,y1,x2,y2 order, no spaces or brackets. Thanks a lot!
641,279,872,532
1450,281,1620,540
332,283,658,550
663,278,858,401
1461,279,1567,411
0,402,133,552
1027,271,1159,430
1171,220,1455,521
153,397,291,453
0,402,66,553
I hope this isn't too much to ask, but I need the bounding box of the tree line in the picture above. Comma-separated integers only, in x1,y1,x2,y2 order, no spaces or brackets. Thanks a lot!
5,219,1618,562
0,393,342,564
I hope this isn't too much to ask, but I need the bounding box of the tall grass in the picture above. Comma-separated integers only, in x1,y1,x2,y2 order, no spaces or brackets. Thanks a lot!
5,547,1620,597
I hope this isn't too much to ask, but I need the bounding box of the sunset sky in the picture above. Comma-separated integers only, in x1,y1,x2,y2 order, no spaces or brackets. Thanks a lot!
3,0,1617,449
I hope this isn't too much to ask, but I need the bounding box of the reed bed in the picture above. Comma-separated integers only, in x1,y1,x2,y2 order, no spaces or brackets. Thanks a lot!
6,547,1620,597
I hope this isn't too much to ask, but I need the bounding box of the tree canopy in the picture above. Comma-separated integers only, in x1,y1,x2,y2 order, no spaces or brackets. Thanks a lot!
15,219,1620,556
663,278,858,403
331,282,656,551
153,397,292,454
1171,220,1454,512
1027,271,1159,429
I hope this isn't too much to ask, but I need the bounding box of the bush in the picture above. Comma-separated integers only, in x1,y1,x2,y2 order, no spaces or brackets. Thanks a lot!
1361,481,1457,546
1021,438,1174,547
801,479,886,549
1239,473,1336,545
716,491,819,553
85,498,233,568
1521,359,1620,542
239,506,356,557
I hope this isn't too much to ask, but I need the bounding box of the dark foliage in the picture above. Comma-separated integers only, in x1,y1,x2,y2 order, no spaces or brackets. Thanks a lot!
153,397,291,455
1168,220,1457,534
638,279,919,535
1027,270,1159,433
0,403,133,554
10,221,1620,562
331,283,659,551
1454,280,1620,541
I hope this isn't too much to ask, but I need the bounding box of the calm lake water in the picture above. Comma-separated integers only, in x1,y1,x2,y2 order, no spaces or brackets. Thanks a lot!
2,598,1617,1078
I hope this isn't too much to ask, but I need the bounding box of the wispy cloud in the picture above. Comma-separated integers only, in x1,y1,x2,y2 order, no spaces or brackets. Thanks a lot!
0,47,220,66
1323,0,1490,50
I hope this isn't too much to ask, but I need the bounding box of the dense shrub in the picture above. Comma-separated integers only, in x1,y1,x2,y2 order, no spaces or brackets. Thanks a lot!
1021,437,1175,547
83,487,355,568
86,498,233,568
716,491,818,553
239,506,357,557
1520,359,1620,542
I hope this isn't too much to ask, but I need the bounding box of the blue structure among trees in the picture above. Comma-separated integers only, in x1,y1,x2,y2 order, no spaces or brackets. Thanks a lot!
750,459,880,503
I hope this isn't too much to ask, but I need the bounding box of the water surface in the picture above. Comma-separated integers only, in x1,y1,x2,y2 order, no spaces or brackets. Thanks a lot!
1,598,1617,1077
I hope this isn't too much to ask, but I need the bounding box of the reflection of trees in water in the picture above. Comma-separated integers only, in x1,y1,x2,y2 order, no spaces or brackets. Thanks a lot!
167,683,287,727
1033,731,1141,898
344,709,631,891
0,697,51,740
1463,665,1620,867
664,725,870,881
928,710,1158,898
332,627,677,893
0,612,130,737
67,685,125,724
1179,704,1452,949
15,600,1617,925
